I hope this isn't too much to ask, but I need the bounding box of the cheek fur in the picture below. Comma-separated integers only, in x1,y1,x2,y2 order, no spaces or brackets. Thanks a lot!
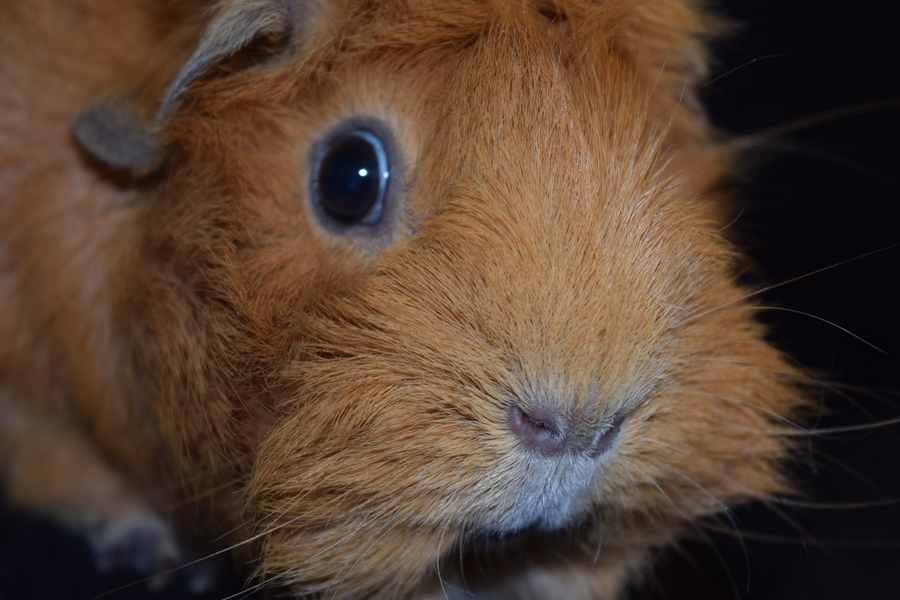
237,238,803,598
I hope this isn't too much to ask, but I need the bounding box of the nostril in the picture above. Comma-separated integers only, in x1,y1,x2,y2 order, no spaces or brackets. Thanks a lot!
508,404,626,458
587,412,625,458
508,404,567,457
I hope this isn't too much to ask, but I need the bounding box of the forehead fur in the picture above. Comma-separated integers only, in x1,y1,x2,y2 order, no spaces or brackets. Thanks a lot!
296,0,714,81
301,0,711,47
172,0,720,190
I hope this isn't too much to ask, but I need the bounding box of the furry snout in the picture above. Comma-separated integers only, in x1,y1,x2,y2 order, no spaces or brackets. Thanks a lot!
247,219,671,593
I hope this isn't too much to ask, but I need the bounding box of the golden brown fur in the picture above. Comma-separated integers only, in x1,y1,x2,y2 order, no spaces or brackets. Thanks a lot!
1,1,807,598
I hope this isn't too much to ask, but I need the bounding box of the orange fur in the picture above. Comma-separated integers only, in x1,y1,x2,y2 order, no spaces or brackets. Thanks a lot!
1,1,807,598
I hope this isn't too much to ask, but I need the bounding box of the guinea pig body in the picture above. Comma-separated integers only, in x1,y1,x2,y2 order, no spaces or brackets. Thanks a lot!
0,1,807,598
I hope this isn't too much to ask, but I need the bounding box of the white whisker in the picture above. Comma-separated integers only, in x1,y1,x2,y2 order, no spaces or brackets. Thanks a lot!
750,305,886,354
681,243,899,327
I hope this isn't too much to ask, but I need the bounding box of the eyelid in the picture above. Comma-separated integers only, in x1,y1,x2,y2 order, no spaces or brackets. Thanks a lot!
305,116,404,246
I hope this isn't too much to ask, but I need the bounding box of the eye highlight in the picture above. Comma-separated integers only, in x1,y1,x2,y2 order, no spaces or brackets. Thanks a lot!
312,129,390,227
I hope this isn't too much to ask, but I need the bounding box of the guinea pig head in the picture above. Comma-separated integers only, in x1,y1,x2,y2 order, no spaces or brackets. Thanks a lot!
85,1,808,597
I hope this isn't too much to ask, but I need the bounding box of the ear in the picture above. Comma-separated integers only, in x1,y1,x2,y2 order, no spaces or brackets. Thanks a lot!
72,0,308,179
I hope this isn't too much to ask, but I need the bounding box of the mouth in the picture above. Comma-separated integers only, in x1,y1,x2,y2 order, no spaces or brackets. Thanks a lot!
434,516,605,596
485,408,627,534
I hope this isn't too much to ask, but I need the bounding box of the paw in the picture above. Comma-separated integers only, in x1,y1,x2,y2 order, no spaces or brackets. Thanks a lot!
85,508,223,594
87,508,182,587
182,559,221,596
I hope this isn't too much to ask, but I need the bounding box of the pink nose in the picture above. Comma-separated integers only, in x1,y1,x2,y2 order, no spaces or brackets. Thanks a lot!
507,403,623,458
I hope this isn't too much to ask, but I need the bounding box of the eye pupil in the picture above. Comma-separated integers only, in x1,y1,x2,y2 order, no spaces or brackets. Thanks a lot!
317,131,387,224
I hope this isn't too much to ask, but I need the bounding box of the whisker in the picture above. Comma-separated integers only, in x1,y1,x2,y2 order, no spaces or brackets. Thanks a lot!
93,513,304,599
674,515,744,600
748,305,886,354
769,496,900,511
457,519,469,594
215,579,270,600
680,243,900,327
695,521,815,547
627,462,749,598
774,415,900,438
645,533,711,599
210,520,254,545
703,53,789,88
436,525,451,600
163,478,244,512
718,207,746,233
706,516,750,598
799,446,884,496
688,389,807,430
670,471,751,585
676,413,900,439
752,497,815,543
694,357,900,421
697,522,900,550
733,139,899,188
726,98,900,148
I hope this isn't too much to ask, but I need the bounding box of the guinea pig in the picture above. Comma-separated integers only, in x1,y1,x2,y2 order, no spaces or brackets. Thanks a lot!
0,0,809,598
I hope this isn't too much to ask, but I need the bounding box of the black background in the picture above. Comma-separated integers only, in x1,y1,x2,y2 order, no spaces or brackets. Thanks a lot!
2,1,899,598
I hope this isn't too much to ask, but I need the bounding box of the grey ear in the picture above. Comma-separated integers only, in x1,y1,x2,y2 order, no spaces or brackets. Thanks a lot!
158,0,303,121
72,101,165,178
72,0,306,179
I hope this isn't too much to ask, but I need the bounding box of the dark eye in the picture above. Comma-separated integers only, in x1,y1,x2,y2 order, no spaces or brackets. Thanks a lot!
314,130,389,225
